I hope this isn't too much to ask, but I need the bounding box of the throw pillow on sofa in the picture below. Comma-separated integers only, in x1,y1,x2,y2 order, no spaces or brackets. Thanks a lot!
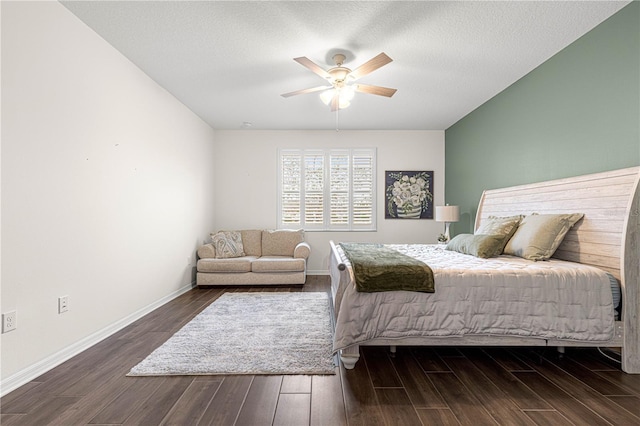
262,229,304,256
240,229,262,256
211,231,245,258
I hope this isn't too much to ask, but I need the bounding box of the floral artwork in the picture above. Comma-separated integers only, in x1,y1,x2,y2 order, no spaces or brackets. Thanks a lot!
385,171,433,219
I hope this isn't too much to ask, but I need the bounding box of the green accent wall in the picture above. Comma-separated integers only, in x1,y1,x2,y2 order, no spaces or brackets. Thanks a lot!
445,2,640,234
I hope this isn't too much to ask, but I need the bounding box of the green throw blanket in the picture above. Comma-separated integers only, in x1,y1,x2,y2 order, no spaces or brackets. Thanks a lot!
339,243,435,293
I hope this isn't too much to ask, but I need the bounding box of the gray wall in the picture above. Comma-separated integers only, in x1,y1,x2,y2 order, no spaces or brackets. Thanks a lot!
445,2,640,234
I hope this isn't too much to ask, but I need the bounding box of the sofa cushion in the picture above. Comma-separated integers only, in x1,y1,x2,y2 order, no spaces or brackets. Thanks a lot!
197,271,306,286
211,231,245,258
262,229,304,256
197,256,257,273
241,230,262,257
251,256,306,273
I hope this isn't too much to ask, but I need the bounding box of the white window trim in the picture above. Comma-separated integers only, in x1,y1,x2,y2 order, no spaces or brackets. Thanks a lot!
277,148,377,231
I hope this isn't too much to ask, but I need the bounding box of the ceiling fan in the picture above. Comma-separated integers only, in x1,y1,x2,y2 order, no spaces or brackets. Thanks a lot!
281,52,397,111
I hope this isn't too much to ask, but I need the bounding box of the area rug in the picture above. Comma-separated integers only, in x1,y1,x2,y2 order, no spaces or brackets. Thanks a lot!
128,292,335,376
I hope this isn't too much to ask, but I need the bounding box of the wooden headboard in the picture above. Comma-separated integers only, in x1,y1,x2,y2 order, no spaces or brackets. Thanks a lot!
476,167,639,282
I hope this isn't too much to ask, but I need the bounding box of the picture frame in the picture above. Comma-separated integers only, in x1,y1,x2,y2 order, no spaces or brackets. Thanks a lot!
385,170,434,219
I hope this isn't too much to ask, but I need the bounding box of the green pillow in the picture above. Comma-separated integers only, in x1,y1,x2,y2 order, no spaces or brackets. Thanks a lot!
475,215,523,253
445,234,506,258
503,213,584,261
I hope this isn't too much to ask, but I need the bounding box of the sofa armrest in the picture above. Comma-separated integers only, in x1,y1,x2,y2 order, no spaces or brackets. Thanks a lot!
197,243,216,259
293,242,311,260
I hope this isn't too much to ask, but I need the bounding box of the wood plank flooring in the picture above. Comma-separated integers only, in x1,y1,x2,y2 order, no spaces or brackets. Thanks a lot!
2,275,640,425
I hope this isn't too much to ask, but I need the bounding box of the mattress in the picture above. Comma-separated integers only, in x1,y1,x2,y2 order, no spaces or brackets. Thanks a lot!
331,244,616,351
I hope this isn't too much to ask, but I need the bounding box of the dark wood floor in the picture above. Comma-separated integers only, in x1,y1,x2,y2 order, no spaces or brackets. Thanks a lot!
2,275,640,425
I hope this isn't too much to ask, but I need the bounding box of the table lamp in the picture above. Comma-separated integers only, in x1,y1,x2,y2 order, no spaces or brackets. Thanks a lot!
435,205,460,242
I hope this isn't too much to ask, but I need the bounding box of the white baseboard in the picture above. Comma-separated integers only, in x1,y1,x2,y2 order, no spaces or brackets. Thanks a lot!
0,282,195,398
307,270,329,276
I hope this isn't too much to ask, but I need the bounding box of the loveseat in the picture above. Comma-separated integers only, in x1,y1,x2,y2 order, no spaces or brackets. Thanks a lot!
196,229,310,286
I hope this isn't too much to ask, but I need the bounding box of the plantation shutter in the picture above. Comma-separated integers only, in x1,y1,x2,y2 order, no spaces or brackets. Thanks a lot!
352,152,374,226
278,148,376,230
330,153,349,226
280,153,301,225
304,153,324,225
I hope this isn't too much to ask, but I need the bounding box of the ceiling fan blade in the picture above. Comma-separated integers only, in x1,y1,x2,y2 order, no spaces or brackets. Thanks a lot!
294,57,332,80
355,84,397,97
350,52,393,80
281,85,332,98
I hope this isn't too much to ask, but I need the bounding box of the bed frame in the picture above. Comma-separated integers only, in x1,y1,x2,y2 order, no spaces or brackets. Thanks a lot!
330,166,640,373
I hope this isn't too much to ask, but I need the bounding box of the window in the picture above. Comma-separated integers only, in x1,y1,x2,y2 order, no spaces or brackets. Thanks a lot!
278,148,376,231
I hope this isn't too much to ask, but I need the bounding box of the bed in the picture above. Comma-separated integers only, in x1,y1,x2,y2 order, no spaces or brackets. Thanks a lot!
329,166,640,373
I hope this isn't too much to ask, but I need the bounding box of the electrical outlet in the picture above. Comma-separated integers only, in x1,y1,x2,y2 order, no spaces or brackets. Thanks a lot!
2,311,17,333
58,296,69,314
187,256,191,266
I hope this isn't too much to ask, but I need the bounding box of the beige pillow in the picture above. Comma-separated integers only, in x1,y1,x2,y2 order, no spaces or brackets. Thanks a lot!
240,230,262,257
210,231,245,259
262,229,304,256
475,215,523,253
446,234,506,258
503,213,584,261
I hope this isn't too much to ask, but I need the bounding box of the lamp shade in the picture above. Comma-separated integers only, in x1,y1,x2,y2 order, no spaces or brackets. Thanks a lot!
435,205,460,223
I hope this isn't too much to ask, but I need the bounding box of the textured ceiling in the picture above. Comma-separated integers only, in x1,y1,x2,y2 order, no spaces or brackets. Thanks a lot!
61,1,629,130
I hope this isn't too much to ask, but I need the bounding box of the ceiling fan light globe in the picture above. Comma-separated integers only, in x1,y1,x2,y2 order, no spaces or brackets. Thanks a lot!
341,86,355,101
319,89,335,105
